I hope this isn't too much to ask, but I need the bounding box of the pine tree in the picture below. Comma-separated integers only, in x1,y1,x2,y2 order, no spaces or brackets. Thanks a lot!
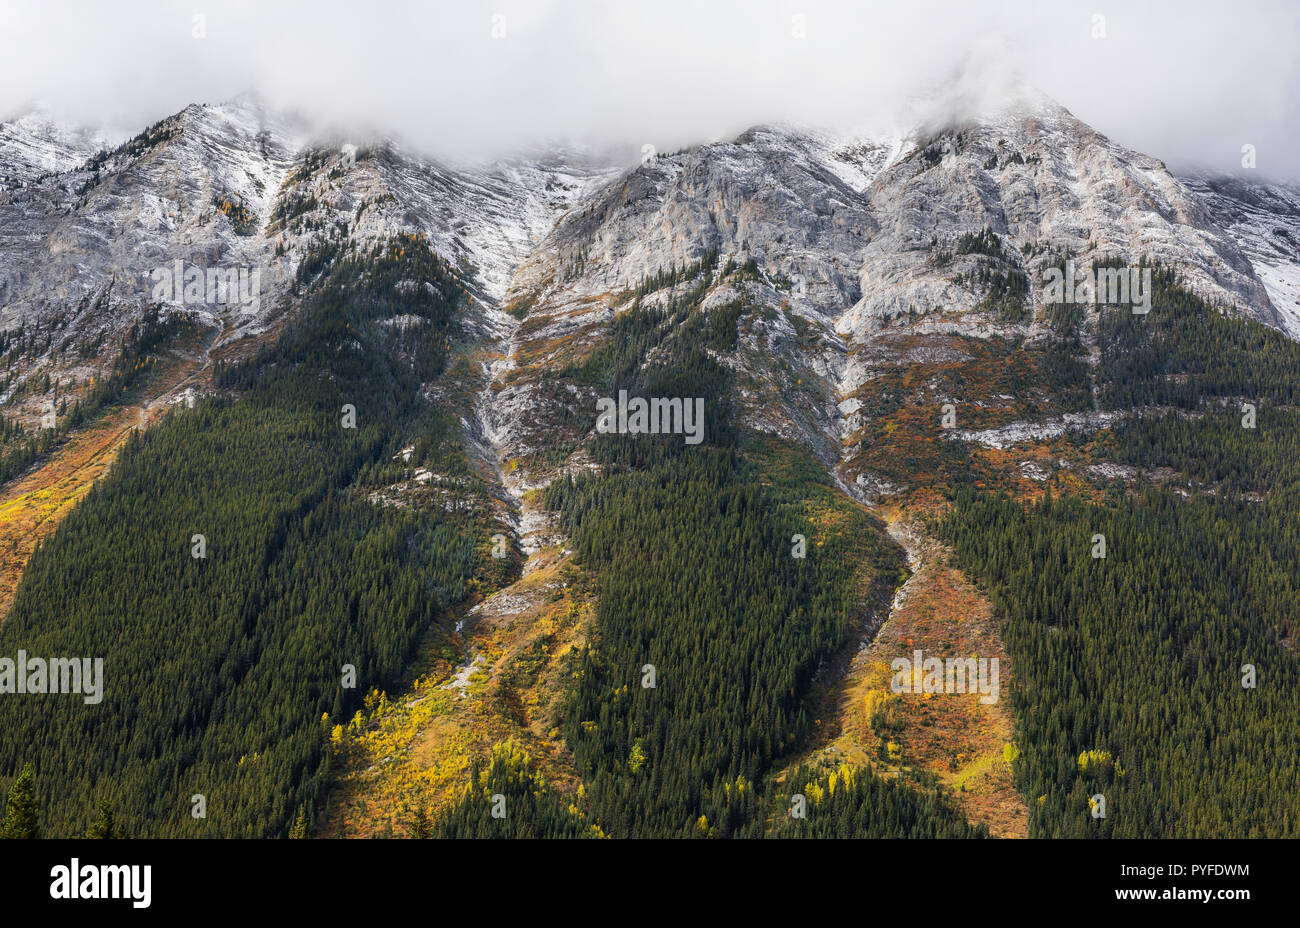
288,806,310,839
85,799,123,838
1,764,40,839
407,804,432,839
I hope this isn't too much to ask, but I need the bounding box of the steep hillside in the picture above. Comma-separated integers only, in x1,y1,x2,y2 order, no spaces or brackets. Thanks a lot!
3,91,1300,839
1183,172,1300,335
0,109,122,189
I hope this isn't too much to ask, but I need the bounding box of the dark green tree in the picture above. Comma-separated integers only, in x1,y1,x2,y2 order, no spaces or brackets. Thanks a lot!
1,764,40,839
406,805,432,839
85,799,124,839
288,806,310,839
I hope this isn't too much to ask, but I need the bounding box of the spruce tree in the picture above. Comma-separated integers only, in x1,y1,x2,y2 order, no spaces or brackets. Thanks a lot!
407,804,432,839
1,764,40,839
85,799,123,839
288,806,310,839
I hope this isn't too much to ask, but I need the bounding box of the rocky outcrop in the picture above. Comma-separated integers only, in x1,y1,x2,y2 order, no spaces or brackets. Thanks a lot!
1,92,1297,503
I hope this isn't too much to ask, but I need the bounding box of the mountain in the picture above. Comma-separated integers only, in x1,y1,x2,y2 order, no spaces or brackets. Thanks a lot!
485,95,1292,506
0,109,123,188
2,92,1300,839
0,93,1292,465
1181,171,1300,335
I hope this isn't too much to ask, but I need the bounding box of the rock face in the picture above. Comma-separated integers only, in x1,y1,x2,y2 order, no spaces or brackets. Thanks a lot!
486,95,1292,493
0,92,1296,500
838,98,1281,338
0,99,623,417
1181,172,1300,337
0,102,302,346
0,110,122,188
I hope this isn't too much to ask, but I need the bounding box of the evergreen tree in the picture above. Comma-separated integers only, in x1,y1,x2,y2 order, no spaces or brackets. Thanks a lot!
1,764,40,839
288,806,310,839
85,799,124,839
406,805,432,839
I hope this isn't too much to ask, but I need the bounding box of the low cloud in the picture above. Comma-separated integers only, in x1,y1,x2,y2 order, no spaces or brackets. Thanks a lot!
1,0,1296,178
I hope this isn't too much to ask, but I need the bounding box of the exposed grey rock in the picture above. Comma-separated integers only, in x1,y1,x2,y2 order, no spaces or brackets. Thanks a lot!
2,92,1298,505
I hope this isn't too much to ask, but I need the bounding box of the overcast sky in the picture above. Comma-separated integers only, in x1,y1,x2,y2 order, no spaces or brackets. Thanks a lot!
1,0,1297,178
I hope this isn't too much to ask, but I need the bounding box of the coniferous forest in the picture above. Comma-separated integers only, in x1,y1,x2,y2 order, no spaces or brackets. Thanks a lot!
0,239,502,836
437,274,984,837
943,273,1300,837
4,14,1300,918
1,230,1298,842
